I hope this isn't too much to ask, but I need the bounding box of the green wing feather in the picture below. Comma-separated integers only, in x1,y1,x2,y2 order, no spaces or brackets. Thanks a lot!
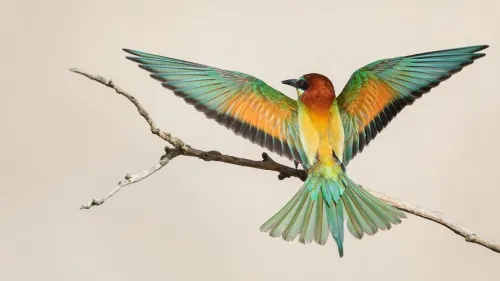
124,49,309,166
337,45,488,165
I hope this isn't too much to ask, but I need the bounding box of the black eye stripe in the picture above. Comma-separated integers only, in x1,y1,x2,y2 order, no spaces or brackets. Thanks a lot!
297,80,309,91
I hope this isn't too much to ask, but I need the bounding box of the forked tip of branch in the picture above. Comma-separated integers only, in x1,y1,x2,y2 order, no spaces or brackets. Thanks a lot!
80,199,104,210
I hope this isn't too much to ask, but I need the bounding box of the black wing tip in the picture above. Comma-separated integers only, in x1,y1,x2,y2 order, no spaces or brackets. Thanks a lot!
472,52,487,60
405,44,490,58
139,64,157,72
475,45,489,52
123,48,140,62
151,74,165,82
462,44,489,53
122,48,139,56
125,56,143,64
123,48,155,59
122,48,142,63
472,44,489,59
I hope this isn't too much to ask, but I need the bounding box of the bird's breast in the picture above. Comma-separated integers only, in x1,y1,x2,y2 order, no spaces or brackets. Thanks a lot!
298,102,344,166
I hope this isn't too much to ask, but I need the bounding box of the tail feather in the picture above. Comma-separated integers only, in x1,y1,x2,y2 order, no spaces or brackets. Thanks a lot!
349,180,404,226
266,187,305,238
260,166,405,257
326,197,345,256
342,188,378,238
299,196,315,243
282,191,309,240
347,187,389,231
313,197,329,245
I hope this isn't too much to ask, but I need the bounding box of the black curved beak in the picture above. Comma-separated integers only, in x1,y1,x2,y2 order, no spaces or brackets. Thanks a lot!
281,79,298,88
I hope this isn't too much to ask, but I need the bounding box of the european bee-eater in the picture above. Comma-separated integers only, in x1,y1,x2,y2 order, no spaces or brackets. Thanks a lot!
124,45,488,256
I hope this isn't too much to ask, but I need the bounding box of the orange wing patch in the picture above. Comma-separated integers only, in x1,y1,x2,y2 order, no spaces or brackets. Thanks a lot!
224,93,292,141
343,78,396,131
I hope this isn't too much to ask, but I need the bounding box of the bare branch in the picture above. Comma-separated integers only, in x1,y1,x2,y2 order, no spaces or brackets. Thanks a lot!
371,190,500,253
71,68,500,254
80,147,180,209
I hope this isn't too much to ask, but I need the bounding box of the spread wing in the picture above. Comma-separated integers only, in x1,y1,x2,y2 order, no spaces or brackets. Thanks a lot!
337,45,488,165
124,49,309,165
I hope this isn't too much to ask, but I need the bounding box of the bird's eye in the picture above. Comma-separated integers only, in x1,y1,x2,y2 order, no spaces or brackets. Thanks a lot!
297,80,308,91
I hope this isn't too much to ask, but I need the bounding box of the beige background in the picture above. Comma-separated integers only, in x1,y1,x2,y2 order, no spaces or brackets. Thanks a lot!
2,0,500,280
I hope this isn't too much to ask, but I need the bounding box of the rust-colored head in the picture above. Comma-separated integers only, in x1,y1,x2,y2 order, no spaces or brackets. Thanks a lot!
282,73,336,108
282,73,335,97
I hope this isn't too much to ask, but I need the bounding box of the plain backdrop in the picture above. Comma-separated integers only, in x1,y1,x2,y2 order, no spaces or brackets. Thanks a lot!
2,0,499,280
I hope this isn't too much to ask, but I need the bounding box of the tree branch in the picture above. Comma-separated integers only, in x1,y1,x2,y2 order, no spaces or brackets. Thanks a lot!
70,68,500,254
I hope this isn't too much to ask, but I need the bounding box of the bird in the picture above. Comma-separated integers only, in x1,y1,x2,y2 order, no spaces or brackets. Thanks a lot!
123,45,488,257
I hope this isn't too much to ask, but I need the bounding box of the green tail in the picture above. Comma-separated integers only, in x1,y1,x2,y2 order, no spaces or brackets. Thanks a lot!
260,166,406,257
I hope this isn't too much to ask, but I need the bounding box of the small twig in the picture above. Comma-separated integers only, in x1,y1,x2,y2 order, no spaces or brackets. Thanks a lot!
80,148,181,209
71,68,500,254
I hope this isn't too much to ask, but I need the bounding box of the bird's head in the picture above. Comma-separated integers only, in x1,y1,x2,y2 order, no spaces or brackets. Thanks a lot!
281,73,335,98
